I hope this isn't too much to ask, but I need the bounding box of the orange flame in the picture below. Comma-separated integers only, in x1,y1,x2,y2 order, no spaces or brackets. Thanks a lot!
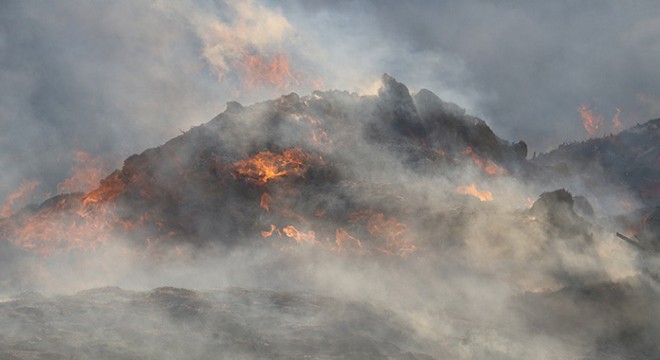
261,224,281,238
335,228,363,253
465,147,507,176
456,183,494,202
1,196,127,255
578,104,603,137
82,171,126,207
366,213,417,256
260,212,416,256
231,148,312,186
282,225,316,244
199,1,310,93
1,167,135,254
295,114,333,150
57,151,108,194
240,53,299,90
260,192,272,212
1,180,40,218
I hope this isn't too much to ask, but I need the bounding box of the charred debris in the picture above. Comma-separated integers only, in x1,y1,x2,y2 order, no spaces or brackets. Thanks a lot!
1,74,657,262
1,74,532,252
1,75,660,359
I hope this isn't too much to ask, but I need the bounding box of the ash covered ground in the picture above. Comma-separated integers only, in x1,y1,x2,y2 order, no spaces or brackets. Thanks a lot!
1,75,659,359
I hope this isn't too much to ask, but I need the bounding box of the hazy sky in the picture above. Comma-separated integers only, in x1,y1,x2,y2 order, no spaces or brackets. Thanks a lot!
1,0,660,205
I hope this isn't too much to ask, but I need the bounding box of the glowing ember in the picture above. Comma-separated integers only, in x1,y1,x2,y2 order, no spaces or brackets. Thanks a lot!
231,148,312,186
282,225,316,244
465,147,507,176
578,103,603,137
82,171,126,206
457,183,494,202
1,180,40,218
57,151,109,194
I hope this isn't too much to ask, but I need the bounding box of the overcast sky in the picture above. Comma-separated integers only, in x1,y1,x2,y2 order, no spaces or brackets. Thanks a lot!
1,0,660,206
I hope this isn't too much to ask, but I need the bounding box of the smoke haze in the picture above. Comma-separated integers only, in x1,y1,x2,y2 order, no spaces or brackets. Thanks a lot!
1,1,660,359
3,0,660,203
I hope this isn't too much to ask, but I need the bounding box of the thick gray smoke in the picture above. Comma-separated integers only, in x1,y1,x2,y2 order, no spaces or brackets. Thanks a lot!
1,73,657,358
0,0,319,203
276,0,660,150
1,1,659,359
4,0,660,204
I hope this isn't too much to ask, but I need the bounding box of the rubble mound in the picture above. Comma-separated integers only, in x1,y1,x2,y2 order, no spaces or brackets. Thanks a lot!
1,75,525,252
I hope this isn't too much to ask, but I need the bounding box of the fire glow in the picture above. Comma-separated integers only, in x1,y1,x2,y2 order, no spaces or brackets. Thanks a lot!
81,172,126,207
0,195,122,255
0,152,131,254
57,151,109,195
198,3,321,94
579,104,603,137
456,183,494,202
260,211,416,257
231,148,312,186
465,147,507,176
1,180,40,218
240,53,299,91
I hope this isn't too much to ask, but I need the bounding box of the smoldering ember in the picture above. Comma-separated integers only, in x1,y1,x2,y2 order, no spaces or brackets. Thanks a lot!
0,74,659,359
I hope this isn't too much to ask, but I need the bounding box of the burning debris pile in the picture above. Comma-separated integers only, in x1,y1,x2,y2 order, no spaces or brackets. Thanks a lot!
0,74,526,256
1,75,659,359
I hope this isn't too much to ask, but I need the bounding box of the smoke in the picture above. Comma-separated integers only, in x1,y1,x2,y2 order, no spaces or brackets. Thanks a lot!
5,0,659,204
1,1,659,357
0,0,321,204
1,74,655,358
276,0,660,150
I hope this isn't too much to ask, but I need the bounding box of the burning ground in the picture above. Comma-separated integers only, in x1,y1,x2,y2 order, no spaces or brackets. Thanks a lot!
0,75,659,359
